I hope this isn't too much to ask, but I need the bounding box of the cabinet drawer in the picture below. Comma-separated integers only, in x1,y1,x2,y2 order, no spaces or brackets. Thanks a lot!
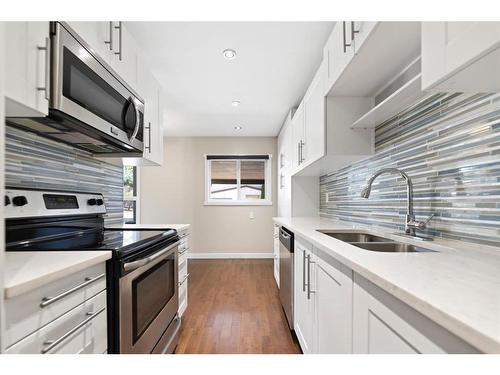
5,290,107,354
4,263,106,347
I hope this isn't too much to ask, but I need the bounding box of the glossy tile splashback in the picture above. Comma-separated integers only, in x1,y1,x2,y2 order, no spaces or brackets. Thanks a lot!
4,126,123,225
320,92,500,247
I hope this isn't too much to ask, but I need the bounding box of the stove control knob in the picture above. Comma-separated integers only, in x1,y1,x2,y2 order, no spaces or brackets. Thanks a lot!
5,196,11,206
12,196,28,207
96,198,104,206
87,198,97,206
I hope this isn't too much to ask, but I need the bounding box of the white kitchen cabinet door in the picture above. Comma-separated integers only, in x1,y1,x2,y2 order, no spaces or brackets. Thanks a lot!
353,274,480,354
291,102,305,170
323,22,355,95
66,22,114,65
352,21,378,54
4,22,50,117
315,250,353,353
277,114,292,217
293,239,315,354
303,60,326,168
422,22,500,92
110,22,138,90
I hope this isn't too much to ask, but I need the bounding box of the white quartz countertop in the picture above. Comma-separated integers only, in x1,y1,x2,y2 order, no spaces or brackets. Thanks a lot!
106,223,190,232
4,251,112,299
273,216,500,353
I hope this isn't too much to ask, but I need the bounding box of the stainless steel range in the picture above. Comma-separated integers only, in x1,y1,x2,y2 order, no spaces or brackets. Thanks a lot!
5,188,181,354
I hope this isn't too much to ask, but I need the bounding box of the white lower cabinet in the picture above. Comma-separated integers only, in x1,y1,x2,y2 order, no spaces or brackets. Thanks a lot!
291,237,479,354
178,229,190,317
294,239,353,354
315,249,352,353
5,291,107,354
3,263,108,354
293,238,315,353
352,273,479,354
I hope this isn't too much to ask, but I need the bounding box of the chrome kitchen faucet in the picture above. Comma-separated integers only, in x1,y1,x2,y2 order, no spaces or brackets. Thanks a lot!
360,168,434,241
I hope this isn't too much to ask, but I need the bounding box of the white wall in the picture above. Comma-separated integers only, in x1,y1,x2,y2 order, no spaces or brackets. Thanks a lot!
139,137,277,258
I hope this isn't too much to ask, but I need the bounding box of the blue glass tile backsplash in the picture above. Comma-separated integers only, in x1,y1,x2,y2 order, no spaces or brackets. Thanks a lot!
319,92,500,247
5,126,124,225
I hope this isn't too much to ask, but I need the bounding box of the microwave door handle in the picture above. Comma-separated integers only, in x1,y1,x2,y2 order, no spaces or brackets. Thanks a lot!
129,99,140,142
123,240,180,272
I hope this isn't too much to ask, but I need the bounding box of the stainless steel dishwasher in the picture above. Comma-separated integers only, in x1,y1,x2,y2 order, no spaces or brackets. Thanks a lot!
279,226,294,330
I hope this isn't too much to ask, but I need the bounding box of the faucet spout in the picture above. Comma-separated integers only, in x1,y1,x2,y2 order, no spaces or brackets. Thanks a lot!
360,168,416,236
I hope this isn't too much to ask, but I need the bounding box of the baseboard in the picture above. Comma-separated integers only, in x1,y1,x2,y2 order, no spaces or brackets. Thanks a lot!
187,252,274,259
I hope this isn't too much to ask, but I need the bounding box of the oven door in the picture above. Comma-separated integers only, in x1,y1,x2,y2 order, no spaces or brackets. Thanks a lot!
119,241,179,353
51,22,144,152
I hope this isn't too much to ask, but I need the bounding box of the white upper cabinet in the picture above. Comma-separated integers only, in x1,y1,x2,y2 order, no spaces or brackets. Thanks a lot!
66,22,114,64
303,59,326,168
291,102,305,170
109,22,138,90
277,112,293,218
122,58,164,167
324,22,355,95
421,22,500,92
68,22,138,91
4,22,50,117
351,21,377,53
324,22,420,96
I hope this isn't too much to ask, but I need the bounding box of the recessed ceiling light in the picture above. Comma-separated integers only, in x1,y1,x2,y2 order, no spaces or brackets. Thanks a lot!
231,100,240,107
234,126,242,130
222,49,237,60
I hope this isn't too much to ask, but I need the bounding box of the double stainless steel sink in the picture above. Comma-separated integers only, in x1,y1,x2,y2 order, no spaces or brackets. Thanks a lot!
317,230,435,253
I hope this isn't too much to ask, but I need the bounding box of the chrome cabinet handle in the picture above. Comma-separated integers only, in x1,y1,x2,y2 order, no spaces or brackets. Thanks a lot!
37,37,50,101
123,241,180,272
179,273,190,286
342,21,352,53
307,254,315,300
297,142,301,165
178,247,190,255
302,250,307,292
41,307,106,354
351,21,359,41
104,21,113,50
145,122,151,152
280,174,284,189
300,140,305,163
40,273,105,308
114,21,122,61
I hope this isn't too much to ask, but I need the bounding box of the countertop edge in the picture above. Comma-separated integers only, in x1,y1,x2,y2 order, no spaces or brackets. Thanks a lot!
4,252,112,299
273,217,500,354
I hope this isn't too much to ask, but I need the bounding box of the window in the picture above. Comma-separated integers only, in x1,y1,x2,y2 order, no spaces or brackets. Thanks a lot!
205,155,272,205
123,166,137,224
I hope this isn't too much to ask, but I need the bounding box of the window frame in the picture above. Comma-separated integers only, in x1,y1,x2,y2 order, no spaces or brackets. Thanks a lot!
123,165,140,224
204,154,272,206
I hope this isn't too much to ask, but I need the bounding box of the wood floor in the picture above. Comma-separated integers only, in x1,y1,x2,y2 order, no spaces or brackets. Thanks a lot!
175,259,301,354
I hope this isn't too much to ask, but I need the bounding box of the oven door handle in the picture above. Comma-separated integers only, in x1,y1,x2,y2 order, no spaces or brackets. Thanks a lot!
129,98,140,143
123,240,180,272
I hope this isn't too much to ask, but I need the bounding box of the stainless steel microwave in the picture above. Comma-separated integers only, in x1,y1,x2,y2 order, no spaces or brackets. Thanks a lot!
7,22,144,155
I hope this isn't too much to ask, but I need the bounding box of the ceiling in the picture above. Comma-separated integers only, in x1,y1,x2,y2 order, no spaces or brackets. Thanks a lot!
126,22,334,137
